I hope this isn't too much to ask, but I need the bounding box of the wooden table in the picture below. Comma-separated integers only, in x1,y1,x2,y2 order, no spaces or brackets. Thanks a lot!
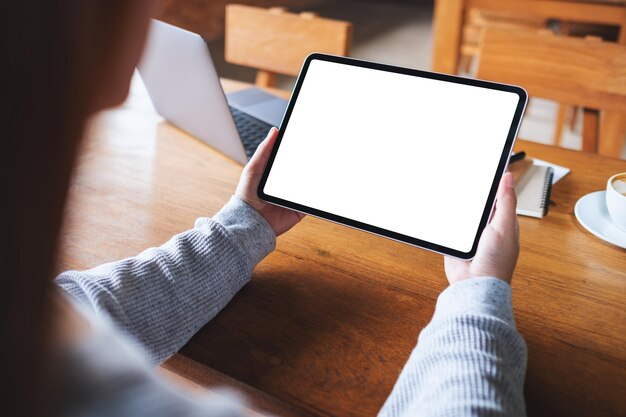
57,78,626,417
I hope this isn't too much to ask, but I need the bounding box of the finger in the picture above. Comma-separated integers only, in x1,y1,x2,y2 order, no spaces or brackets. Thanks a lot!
491,172,518,233
247,127,278,173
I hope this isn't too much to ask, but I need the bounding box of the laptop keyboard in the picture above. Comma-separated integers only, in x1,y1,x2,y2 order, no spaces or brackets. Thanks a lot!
229,106,273,160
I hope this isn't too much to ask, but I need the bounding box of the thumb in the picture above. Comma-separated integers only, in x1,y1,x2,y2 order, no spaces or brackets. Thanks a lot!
246,127,278,175
491,172,517,233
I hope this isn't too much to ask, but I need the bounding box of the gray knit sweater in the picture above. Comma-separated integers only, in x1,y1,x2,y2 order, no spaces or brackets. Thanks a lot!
55,196,527,417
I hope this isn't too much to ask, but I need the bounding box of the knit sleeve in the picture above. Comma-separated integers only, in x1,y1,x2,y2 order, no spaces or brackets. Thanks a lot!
378,277,527,417
55,196,276,366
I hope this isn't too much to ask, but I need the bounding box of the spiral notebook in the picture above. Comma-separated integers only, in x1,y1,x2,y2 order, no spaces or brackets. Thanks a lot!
514,164,554,218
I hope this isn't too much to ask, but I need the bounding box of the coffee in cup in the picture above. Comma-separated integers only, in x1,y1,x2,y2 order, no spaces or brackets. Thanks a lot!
606,173,626,231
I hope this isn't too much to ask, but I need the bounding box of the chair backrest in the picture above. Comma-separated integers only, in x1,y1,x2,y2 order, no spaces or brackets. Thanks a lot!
461,9,547,59
225,4,352,87
467,0,626,28
477,28,626,152
477,28,626,112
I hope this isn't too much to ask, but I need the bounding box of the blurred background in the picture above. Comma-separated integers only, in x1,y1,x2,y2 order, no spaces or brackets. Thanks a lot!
155,0,626,158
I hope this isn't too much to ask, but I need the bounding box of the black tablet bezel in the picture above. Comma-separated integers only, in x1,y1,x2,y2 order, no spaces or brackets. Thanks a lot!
258,53,527,259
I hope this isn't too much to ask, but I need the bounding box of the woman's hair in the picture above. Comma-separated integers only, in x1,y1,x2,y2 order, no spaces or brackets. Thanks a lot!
1,1,130,415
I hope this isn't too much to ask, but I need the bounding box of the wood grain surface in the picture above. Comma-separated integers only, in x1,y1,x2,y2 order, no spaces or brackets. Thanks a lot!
157,0,326,41
476,28,626,156
467,0,626,24
477,29,626,113
432,0,626,75
433,0,626,159
225,4,351,84
57,78,626,417
432,0,465,74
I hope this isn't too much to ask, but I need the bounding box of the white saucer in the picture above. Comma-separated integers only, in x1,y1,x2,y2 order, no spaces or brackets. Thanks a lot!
574,191,626,249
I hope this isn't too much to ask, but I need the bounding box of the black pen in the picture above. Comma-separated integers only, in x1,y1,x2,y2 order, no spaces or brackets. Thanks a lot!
509,151,526,164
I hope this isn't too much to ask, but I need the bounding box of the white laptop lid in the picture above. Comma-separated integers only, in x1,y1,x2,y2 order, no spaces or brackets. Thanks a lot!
137,20,248,165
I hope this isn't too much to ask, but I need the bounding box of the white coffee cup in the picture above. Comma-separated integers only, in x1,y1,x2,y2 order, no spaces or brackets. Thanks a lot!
606,173,626,231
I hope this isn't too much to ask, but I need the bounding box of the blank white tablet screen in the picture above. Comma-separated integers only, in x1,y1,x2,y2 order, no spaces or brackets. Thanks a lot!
263,59,520,253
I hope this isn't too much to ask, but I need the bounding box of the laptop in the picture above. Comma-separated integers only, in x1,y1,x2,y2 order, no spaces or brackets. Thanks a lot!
137,20,289,165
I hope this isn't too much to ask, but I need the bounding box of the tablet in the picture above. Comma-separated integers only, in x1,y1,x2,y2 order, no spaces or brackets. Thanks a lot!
258,54,527,259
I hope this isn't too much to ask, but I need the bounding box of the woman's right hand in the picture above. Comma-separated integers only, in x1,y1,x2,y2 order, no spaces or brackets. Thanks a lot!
444,172,520,285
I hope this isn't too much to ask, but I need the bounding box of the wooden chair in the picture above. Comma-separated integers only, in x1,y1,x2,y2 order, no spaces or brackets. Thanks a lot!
459,8,548,73
460,9,616,142
225,4,352,88
433,0,626,76
476,28,626,156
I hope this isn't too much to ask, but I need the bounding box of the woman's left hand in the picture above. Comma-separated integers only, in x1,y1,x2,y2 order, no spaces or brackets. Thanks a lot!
236,127,305,236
